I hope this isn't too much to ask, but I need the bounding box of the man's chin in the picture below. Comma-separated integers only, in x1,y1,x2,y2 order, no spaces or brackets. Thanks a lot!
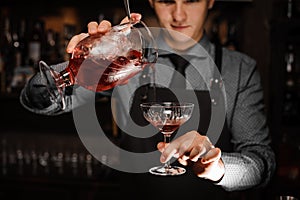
168,29,194,41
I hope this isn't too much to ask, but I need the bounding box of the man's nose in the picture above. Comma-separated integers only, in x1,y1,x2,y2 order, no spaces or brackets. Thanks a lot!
172,2,187,22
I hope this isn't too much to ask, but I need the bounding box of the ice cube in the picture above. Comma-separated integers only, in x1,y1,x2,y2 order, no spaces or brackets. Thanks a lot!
89,32,132,60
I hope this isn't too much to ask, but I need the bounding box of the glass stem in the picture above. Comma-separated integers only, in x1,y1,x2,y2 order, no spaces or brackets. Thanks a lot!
163,132,172,169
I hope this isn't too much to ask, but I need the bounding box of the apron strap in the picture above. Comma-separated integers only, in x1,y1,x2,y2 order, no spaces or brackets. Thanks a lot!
215,43,223,72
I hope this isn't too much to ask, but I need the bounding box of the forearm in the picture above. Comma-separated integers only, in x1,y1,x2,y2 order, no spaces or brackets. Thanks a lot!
20,61,112,115
216,147,275,191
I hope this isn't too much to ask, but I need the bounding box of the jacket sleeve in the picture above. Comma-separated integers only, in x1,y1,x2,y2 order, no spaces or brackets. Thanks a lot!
19,61,111,116
215,52,276,191
19,61,72,115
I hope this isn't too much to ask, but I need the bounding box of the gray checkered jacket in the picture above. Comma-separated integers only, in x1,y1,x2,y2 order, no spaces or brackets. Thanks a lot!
20,32,276,192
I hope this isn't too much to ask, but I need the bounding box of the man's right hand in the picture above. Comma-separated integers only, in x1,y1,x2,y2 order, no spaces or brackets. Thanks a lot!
66,13,142,53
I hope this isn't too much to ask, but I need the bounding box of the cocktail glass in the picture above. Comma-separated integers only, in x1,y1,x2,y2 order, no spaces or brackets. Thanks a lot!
140,102,194,176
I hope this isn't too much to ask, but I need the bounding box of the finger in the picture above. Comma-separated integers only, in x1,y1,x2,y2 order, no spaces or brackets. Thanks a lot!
97,20,112,33
66,33,89,53
87,20,111,35
157,142,165,152
201,148,221,164
190,142,213,161
189,147,202,162
120,13,142,24
177,136,208,162
87,21,100,34
181,154,190,161
160,132,196,163
177,139,193,158
160,148,177,163
131,13,142,21
160,139,182,163
178,158,188,166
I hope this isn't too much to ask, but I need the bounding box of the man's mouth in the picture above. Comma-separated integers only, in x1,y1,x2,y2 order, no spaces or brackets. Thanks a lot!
171,25,189,31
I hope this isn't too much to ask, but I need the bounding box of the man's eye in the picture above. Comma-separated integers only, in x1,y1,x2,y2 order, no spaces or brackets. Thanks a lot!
184,0,200,3
156,0,176,5
156,0,200,4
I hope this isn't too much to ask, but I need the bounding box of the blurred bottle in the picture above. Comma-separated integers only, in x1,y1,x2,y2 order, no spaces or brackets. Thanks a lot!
0,52,5,94
18,19,28,67
27,19,46,70
10,19,35,94
287,0,293,19
45,29,63,65
286,0,300,19
62,24,76,61
11,26,22,69
283,43,299,125
0,16,14,94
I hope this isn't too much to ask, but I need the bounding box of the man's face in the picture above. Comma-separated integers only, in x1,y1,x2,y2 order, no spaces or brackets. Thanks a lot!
149,0,214,49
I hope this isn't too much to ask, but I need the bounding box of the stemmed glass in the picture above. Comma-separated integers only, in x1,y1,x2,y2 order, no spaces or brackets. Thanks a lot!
39,19,157,109
140,102,194,176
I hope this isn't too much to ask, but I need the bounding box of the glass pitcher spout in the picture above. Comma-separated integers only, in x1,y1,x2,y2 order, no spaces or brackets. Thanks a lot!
39,61,66,110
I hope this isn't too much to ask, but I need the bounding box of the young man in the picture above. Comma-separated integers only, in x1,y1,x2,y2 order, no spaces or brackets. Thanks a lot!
20,0,275,198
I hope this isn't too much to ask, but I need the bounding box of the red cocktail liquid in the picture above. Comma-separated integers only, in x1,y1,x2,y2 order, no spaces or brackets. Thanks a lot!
56,48,146,92
155,123,181,134
40,20,157,110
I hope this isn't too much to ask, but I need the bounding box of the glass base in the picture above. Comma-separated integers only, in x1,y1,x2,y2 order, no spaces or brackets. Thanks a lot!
149,165,186,176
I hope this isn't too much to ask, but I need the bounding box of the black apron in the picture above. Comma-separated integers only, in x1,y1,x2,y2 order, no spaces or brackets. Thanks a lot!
118,45,235,199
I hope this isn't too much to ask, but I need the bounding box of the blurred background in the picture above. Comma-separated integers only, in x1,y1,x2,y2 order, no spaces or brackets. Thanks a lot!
0,0,299,199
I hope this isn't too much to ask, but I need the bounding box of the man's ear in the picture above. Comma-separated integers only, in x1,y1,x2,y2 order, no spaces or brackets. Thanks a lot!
208,0,215,9
148,0,154,8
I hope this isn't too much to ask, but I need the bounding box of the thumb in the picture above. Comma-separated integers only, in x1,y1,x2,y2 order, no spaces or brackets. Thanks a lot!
66,33,89,53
